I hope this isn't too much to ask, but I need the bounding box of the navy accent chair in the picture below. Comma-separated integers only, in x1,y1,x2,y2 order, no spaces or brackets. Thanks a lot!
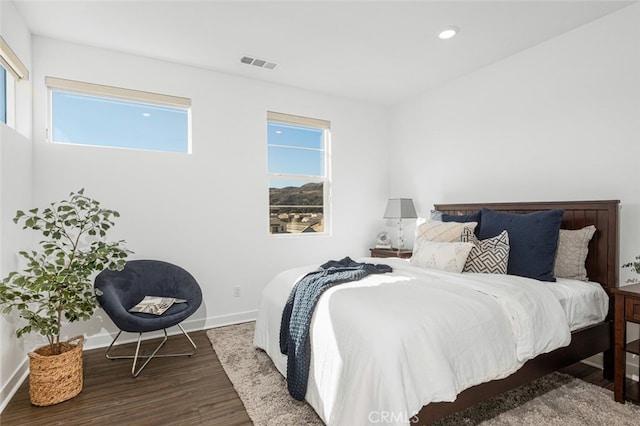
94,259,202,377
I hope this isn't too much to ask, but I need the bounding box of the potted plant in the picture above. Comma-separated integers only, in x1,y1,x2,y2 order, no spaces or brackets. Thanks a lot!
623,256,640,273
0,189,131,406
623,255,640,282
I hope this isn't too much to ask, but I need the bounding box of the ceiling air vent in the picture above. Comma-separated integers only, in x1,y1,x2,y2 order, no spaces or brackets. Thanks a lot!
241,56,278,70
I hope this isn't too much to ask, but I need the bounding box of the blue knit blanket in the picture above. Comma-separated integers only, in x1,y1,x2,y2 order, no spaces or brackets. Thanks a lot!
279,257,393,400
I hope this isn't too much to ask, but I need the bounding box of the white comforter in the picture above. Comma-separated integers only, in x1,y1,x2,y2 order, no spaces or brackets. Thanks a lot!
253,258,573,426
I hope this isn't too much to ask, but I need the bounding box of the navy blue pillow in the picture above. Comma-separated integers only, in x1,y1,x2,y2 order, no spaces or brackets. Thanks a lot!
478,208,564,282
442,211,481,236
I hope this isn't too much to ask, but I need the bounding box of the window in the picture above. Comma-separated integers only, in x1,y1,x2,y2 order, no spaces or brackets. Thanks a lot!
1,36,28,128
2,68,16,127
46,77,191,153
267,111,330,235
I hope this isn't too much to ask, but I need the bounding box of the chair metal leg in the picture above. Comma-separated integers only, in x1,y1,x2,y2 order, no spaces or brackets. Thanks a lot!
104,324,198,377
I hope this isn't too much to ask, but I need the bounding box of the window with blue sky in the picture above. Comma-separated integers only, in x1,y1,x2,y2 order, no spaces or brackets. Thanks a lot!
1,35,29,129
267,111,330,235
46,77,191,153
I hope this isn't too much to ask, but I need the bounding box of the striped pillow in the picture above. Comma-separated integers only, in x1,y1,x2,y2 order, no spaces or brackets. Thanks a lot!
415,219,477,244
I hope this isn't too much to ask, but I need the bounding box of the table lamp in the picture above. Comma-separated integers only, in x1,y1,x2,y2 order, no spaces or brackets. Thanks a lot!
383,198,417,250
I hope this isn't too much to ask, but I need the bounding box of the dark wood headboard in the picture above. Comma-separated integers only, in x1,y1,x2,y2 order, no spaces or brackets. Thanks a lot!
434,200,620,293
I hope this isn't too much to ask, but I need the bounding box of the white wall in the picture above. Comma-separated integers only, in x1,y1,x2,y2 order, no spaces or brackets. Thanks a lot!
389,3,640,377
0,127,33,412
28,37,389,341
390,4,640,274
0,14,390,409
0,0,34,413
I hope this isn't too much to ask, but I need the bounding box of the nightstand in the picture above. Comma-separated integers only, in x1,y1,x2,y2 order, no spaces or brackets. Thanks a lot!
613,283,640,403
369,248,412,259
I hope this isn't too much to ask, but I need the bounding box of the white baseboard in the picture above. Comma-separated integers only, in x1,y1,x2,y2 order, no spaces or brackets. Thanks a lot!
0,362,29,414
625,355,640,381
0,310,258,414
571,353,639,381
81,309,258,351
581,353,604,370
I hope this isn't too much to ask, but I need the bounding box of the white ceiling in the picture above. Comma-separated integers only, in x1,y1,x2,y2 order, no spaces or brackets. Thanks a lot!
12,0,636,106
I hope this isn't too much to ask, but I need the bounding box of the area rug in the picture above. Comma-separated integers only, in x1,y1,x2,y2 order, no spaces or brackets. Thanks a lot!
207,322,640,425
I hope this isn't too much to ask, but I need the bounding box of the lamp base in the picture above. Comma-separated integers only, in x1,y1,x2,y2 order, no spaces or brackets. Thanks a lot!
397,219,405,251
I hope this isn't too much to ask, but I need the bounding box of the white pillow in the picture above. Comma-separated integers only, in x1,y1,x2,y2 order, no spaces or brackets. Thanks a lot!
411,240,474,273
414,218,478,244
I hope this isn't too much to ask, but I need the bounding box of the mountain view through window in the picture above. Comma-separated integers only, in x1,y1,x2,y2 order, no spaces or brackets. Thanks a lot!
267,113,329,234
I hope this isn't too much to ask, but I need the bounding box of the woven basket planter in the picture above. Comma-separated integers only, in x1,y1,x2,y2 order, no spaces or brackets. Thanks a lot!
28,335,84,406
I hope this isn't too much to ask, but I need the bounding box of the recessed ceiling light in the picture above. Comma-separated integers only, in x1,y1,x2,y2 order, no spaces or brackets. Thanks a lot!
438,26,459,40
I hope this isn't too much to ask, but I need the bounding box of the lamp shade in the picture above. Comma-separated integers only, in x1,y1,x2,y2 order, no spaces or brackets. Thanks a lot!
383,198,417,219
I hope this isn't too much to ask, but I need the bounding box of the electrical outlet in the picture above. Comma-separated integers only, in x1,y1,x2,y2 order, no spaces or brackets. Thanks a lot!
233,286,241,297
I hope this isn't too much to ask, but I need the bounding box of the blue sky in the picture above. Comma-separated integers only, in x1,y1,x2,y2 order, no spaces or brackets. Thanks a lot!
267,122,325,189
52,91,188,153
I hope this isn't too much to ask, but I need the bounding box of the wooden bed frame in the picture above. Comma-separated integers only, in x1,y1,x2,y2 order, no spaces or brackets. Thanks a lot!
415,200,620,424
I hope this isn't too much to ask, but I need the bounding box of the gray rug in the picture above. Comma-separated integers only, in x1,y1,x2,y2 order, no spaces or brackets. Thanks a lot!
207,322,640,425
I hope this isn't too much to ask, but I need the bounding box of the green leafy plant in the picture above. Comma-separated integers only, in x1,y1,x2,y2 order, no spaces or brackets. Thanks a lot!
0,189,132,355
623,255,640,275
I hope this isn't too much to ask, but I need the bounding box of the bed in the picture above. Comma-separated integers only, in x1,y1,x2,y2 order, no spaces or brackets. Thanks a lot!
254,200,619,425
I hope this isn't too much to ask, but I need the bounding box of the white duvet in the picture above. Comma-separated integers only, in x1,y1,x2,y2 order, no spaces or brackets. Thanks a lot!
253,258,577,426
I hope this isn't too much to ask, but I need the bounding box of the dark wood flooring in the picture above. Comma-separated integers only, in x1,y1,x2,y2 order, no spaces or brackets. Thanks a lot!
0,330,625,425
1,330,251,426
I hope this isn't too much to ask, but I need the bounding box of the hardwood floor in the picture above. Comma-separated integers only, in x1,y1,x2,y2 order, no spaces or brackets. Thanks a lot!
1,330,251,426
0,329,626,426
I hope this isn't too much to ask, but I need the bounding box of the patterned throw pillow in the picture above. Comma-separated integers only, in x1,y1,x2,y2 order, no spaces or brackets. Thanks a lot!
414,219,478,244
553,225,596,281
461,227,510,274
411,240,474,273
